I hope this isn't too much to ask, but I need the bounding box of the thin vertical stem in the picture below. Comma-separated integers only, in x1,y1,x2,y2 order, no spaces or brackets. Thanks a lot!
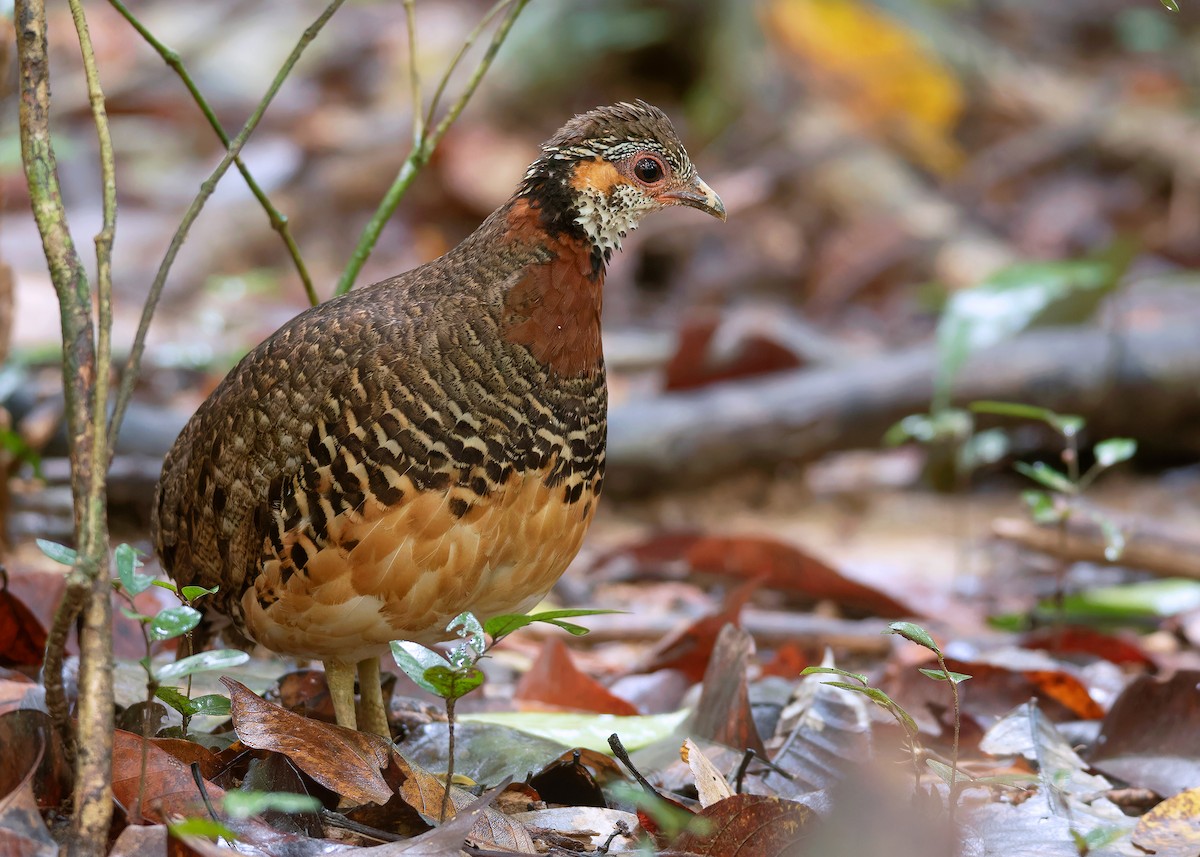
403,0,423,146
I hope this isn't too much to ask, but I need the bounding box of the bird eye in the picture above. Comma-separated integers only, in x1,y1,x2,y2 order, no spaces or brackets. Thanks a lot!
633,156,665,184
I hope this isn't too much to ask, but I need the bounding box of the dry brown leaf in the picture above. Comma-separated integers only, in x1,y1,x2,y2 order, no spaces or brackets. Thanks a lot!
671,794,813,856
222,677,393,805
111,729,226,823
389,750,536,852
691,624,764,755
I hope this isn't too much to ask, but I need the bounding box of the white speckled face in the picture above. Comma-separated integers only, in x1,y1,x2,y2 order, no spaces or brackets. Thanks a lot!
572,181,658,256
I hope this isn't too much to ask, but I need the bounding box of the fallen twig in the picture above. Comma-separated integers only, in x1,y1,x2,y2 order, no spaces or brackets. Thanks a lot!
992,514,1200,581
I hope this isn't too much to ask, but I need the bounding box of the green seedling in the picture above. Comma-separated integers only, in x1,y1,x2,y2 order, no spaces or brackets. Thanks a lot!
392,607,620,821
802,621,972,822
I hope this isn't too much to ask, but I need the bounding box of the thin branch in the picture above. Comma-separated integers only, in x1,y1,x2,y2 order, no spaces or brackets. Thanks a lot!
423,0,514,135
108,0,347,453
67,0,115,538
403,0,423,146
333,0,529,297
15,0,94,521
106,0,318,306
16,0,99,769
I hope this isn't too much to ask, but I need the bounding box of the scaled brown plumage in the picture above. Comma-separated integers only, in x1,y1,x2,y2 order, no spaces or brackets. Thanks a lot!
153,101,725,736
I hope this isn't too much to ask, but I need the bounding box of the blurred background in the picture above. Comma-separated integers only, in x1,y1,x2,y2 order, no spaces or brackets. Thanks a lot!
3,0,1200,664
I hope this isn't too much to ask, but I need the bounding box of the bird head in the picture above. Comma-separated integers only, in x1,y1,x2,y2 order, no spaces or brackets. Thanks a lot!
518,101,726,266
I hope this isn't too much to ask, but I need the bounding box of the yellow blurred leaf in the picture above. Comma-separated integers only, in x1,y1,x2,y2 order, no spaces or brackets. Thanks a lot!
766,0,964,173
1132,786,1200,857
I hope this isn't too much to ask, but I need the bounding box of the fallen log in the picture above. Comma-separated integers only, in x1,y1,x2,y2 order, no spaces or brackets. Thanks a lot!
605,322,1200,496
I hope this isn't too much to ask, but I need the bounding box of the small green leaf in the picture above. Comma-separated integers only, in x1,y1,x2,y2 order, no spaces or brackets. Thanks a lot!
1014,461,1076,494
115,543,155,595
484,609,621,640
461,709,689,753
1021,490,1063,525
937,258,1119,406
181,584,219,602
154,649,249,681
1093,438,1136,469
391,641,451,695
926,759,977,786
188,694,233,717
543,619,592,636
155,686,195,716
222,790,321,819
971,401,1060,423
36,539,77,566
885,621,940,654
959,428,1009,472
884,414,934,446
156,688,232,719
167,817,239,841
423,665,484,701
1162,0,1179,10
918,668,972,684
823,682,919,737
970,401,1085,436
120,606,152,623
448,612,486,656
148,606,203,642
1087,509,1127,562
800,666,868,685
154,687,232,718
152,580,179,594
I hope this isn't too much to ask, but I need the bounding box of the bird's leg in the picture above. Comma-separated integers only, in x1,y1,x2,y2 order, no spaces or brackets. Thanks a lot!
357,656,391,739
324,659,358,731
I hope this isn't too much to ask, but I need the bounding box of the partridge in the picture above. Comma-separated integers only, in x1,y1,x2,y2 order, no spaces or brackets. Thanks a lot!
153,101,725,737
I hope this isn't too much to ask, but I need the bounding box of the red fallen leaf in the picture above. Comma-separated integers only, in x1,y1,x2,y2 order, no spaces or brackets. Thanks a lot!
149,738,220,782
1020,626,1155,669
1020,669,1105,720
759,642,813,678
112,729,226,823
938,658,1104,722
4,564,175,660
0,585,47,668
663,312,805,391
886,653,1103,731
670,794,813,855
639,580,758,683
596,532,914,618
515,637,638,715
221,677,394,806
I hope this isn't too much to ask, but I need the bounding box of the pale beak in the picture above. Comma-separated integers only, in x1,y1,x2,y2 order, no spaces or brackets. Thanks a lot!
660,175,727,221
